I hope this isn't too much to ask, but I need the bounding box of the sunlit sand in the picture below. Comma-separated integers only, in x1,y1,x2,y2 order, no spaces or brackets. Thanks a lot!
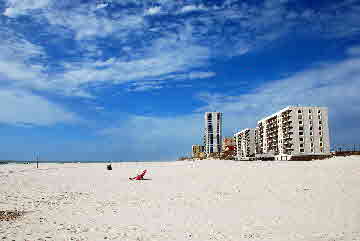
1,156,359,240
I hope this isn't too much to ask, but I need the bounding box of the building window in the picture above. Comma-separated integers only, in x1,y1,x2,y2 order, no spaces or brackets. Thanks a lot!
298,115,303,119
311,149,314,152
309,115,312,119
319,131,322,136
299,137,304,142
299,121,303,125
310,126,313,131
309,109,312,113
298,110,302,113
299,126,303,130
318,115,322,120
319,126,322,130
319,121,322,125
318,110,321,114
320,137,323,141
310,120,313,125
320,148,323,152
310,132,313,136
320,142,323,147
311,143,314,147
300,149,305,152
310,137,313,142
299,132,304,136
300,143,304,147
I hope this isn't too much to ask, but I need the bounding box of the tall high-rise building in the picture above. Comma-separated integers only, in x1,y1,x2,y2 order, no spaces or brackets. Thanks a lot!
204,112,223,154
256,106,330,160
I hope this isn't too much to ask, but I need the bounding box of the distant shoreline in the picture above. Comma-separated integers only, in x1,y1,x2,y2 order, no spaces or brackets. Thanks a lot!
1,160,176,164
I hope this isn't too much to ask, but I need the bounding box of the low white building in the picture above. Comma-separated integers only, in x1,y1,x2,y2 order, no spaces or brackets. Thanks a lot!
234,128,256,160
256,106,331,160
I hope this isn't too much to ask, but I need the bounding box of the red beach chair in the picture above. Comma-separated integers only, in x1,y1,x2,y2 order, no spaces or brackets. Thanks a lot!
129,169,147,180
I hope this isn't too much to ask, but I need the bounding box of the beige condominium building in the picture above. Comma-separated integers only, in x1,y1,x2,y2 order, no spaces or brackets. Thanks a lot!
257,106,330,160
192,145,205,158
234,128,256,160
222,136,235,150
204,112,223,154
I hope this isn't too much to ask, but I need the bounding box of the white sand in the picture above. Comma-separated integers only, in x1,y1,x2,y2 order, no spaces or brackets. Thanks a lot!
1,156,360,241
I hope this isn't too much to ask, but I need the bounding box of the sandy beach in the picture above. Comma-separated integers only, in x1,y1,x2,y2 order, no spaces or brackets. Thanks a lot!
1,156,360,241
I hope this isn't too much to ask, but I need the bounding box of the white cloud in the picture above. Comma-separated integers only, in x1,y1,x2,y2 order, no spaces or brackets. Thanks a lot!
0,29,44,59
127,81,165,92
95,3,108,9
3,0,51,17
43,10,144,40
0,89,79,126
93,58,116,67
94,106,105,111
188,71,216,79
56,32,211,93
0,27,51,91
0,27,95,98
178,4,207,14
154,71,216,81
121,71,215,91
145,6,161,15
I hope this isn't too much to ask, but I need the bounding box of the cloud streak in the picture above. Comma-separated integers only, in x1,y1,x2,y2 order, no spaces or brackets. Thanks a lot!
1,0,359,99
0,89,79,126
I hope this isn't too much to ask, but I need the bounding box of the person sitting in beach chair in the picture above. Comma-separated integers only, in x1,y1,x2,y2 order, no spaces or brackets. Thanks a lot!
129,169,147,180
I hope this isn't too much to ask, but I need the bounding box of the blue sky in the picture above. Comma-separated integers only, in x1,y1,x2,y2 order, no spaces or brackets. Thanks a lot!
0,0,360,161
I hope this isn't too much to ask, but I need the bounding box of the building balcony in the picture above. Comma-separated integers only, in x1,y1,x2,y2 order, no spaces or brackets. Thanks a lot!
267,127,278,132
282,114,291,118
282,132,292,137
282,120,292,124
282,128,292,132
283,143,293,148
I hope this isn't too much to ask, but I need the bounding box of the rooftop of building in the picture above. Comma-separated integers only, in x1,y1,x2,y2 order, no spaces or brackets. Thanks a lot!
204,112,223,114
234,128,256,136
257,106,328,123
